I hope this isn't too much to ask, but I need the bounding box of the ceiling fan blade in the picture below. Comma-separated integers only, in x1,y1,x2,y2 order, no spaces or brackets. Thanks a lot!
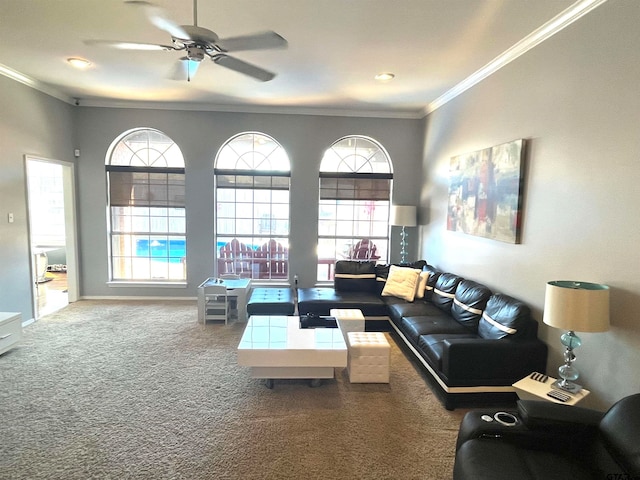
213,54,276,82
125,1,190,40
216,31,288,53
84,39,173,51
169,58,201,81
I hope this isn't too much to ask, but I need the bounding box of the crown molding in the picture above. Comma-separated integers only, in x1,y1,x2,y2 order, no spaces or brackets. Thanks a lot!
0,63,73,104
423,0,608,116
0,62,422,118
76,98,424,119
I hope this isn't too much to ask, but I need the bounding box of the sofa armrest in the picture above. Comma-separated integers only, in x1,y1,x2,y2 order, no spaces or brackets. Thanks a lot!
518,400,603,432
455,402,603,456
441,338,547,384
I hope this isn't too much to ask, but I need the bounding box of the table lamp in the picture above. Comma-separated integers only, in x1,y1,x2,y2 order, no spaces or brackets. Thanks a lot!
390,205,417,264
543,280,610,393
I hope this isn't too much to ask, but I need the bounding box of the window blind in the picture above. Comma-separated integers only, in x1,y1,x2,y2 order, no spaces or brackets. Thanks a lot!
319,174,391,201
215,171,290,190
108,169,185,208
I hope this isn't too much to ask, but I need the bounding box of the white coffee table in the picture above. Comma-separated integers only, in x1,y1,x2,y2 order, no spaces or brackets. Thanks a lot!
237,315,347,388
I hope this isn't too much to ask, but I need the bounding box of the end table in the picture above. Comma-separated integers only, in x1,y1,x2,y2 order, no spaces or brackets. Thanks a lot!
513,372,590,406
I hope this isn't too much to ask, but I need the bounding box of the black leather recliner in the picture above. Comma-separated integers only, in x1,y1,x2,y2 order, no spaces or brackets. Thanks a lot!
453,393,640,479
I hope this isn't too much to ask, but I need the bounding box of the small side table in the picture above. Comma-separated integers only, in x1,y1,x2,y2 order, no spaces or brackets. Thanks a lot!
513,373,590,406
198,277,252,323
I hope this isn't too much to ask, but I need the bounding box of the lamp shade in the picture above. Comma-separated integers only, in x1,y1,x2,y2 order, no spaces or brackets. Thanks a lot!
390,205,417,227
543,281,610,332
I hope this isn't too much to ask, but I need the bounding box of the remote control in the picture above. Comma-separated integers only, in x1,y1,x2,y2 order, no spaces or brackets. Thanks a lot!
529,372,549,383
547,389,571,402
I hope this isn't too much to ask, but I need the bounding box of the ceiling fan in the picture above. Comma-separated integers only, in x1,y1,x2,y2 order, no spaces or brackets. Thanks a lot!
85,0,287,82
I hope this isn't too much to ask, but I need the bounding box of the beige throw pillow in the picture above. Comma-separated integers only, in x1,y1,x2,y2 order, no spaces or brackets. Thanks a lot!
381,265,421,302
415,271,430,299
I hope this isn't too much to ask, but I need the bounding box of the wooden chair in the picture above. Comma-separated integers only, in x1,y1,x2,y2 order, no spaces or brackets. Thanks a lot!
256,239,288,279
217,239,254,278
348,238,380,260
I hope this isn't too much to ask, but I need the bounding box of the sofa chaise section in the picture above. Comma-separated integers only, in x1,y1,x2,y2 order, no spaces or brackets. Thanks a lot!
298,260,390,330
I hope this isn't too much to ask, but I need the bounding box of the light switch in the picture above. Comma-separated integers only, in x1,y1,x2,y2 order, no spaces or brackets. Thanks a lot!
8,213,14,223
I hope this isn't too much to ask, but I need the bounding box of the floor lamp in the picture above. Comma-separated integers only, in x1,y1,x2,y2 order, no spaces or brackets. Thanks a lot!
390,205,417,264
543,280,610,393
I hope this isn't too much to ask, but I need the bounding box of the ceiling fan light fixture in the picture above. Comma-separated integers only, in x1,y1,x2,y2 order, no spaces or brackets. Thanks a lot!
375,72,395,82
85,0,287,82
67,57,92,69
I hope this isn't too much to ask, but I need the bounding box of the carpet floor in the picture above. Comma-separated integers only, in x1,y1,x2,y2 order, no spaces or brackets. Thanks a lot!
0,300,467,479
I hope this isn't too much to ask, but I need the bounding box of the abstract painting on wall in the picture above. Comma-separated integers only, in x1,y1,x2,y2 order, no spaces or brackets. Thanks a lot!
447,139,526,244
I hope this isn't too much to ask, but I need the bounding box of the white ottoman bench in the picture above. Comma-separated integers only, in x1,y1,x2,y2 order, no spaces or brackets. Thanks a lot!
346,331,390,384
330,308,365,343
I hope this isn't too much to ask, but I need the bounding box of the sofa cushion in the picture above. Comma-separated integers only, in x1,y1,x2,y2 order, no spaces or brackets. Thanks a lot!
422,265,441,302
451,279,492,332
297,287,388,317
418,333,477,371
432,273,463,313
334,260,376,293
381,265,421,301
454,438,596,480
386,298,441,321
478,293,532,340
400,315,470,343
407,260,428,270
375,261,426,276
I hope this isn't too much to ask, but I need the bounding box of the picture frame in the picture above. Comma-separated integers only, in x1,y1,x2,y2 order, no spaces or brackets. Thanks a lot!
447,139,526,244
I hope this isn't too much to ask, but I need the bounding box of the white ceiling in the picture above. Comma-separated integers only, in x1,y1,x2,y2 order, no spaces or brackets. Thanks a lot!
0,0,602,117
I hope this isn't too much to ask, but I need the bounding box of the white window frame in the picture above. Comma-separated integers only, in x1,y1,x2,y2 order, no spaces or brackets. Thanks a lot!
214,132,291,282
106,128,186,284
317,136,393,282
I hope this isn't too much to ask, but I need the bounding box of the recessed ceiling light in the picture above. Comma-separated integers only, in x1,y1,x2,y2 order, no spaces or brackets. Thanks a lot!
375,72,395,82
67,57,92,69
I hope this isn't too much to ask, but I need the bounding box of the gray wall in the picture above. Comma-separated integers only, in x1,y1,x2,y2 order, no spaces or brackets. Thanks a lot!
74,108,423,296
420,1,640,409
0,76,75,321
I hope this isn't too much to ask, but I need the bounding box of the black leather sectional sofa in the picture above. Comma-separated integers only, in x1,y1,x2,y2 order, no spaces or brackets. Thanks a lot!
298,260,548,409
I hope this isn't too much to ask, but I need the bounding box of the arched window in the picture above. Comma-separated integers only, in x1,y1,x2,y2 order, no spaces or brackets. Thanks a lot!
106,128,186,282
317,136,393,281
214,132,290,281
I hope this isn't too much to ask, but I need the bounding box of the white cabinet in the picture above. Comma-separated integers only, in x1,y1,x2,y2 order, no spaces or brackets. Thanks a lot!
0,312,22,356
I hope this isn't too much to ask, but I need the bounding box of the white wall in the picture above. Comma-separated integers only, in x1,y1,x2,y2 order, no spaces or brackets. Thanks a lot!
420,1,640,409
0,76,75,321
73,107,424,296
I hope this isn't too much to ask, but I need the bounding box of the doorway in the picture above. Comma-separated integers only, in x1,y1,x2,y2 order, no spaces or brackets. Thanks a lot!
25,156,79,319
